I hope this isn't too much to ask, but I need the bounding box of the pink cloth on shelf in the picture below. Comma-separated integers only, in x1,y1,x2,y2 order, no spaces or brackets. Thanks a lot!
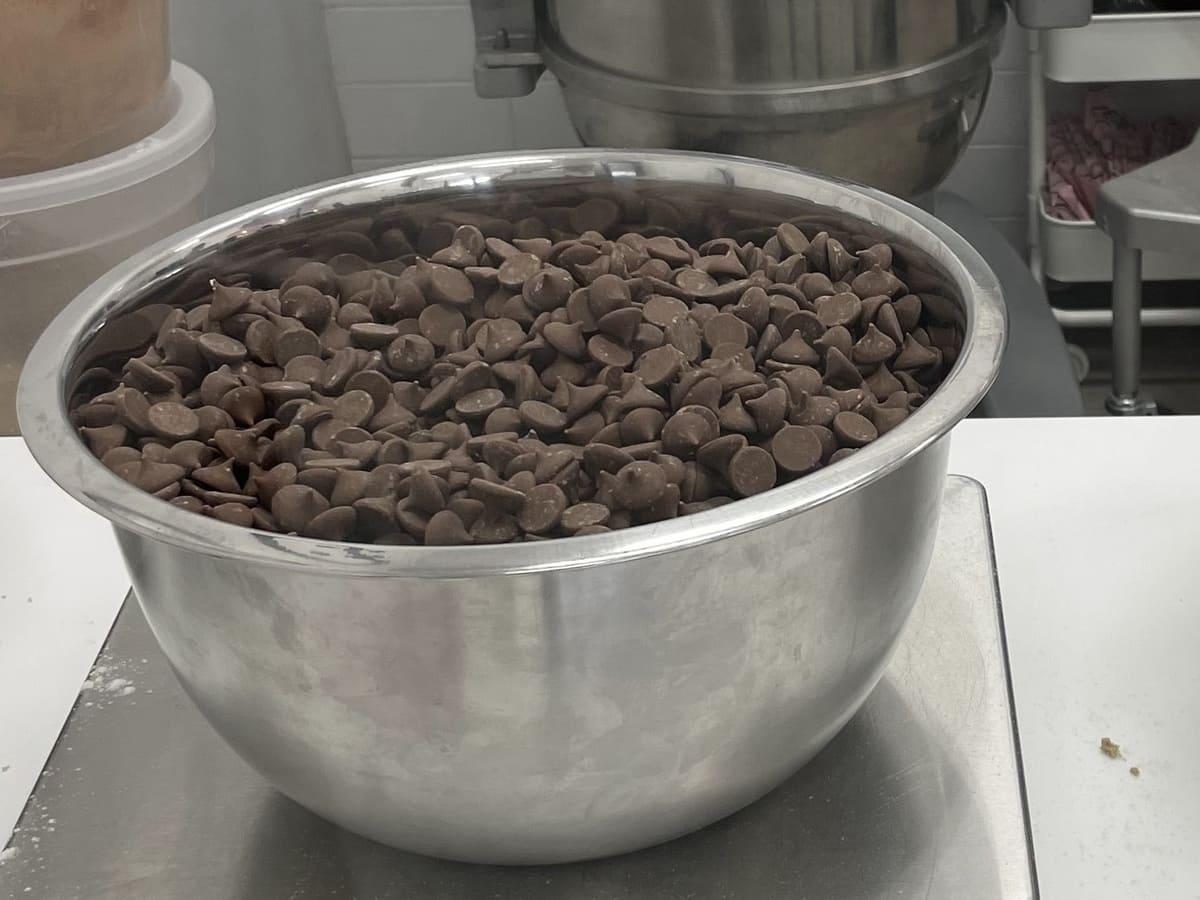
1043,88,1196,221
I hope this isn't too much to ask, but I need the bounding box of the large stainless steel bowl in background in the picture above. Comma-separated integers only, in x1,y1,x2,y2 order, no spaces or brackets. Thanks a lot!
18,151,1005,864
474,0,1007,197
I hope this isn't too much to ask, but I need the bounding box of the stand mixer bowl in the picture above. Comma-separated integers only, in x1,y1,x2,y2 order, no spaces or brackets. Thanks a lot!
476,0,1006,197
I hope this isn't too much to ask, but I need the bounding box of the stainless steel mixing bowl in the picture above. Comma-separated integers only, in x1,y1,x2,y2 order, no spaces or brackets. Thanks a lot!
19,150,1005,864
473,0,1007,196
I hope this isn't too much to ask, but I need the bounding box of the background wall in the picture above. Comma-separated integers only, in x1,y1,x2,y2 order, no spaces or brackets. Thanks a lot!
170,0,351,214
942,15,1030,254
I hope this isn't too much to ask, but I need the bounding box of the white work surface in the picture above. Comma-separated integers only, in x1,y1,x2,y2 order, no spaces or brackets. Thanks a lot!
0,441,128,851
1,418,1198,898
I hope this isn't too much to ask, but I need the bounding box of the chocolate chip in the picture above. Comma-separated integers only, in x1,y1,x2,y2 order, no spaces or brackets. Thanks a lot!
851,323,898,366
659,411,712,460
821,347,863,390
348,323,399,351
851,265,905,299
693,433,743,474
582,334,629,369
772,332,820,366
745,387,788,435
516,400,565,434
643,295,690,328
253,463,298,504
703,313,749,350
113,459,187,493
857,243,893,270
210,502,254,527
166,440,212,471
616,407,663,445
814,326,854,362
470,509,520,543
334,390,376,428
797,272,835,302
282,286,334,331
497,252,542,289
770,425,822,475
302,506,356,541
777,222,809,257
815,293,862,329
633,345,681,389
271,483,330,533
803,232,830,273
612,461,666,510
113,388,153,434
892,295,922,332
418,304,467,348
220,386,266,427
141,443,171,463
524,267,574,312
517,483,568,534
718,394,757,435
645,236,692,267
832,411,878,448
893,334,940,370
123,358,176,393
387,334,436,376
425,509,473,545
467,477,527,514
448,388,500,420
427,264,475,306
791,394,839,427
826,239,857,282
402,470,444,514
194,406,234,441
780,309,826,344
73,217,955,546
726,446,776,497
826,386,865,412
670,373,718,413
675,267,717,296
869,405,909,435
273,328,322,365
147,401,200,441
197,333,248,367
543,321,587,360
209,282,251,321
561,502,610,532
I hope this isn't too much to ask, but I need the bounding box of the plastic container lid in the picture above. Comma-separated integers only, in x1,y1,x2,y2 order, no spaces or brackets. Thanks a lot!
0,62,215,218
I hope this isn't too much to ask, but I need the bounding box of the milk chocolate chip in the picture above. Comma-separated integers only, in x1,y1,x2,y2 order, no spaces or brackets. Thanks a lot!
72,214,955,545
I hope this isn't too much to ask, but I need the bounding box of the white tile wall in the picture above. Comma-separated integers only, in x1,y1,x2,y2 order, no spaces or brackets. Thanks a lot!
326,6,476,82
338,83,516,156
324,2,1031,254
944,14,1031,253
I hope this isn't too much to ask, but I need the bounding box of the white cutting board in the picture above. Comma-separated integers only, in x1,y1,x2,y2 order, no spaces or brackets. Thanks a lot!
0,438,128,849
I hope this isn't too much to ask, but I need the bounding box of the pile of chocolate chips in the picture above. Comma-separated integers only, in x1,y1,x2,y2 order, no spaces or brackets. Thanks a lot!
70,208,959,546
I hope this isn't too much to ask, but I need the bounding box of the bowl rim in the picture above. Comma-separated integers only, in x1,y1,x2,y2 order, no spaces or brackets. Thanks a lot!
17,149,1006,578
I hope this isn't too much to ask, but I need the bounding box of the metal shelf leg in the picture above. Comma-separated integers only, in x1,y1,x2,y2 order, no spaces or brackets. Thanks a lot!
1105,245,1156,415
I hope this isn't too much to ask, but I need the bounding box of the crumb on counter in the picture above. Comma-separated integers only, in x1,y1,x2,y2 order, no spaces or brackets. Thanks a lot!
1130,766,1141,777
1100,737,1123,759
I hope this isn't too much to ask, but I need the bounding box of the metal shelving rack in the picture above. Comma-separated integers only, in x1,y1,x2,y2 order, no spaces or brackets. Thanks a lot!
1027,9,1200,331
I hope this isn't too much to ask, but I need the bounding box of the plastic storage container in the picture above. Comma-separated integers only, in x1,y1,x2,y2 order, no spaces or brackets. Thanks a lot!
0,0,171,177
0,62,215,435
